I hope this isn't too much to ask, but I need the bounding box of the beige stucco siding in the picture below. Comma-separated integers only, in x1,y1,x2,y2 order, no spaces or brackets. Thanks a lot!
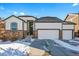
5,16,27,30
19,17,36,22
24,22,27,30
35,23,62,30
63,25,74,29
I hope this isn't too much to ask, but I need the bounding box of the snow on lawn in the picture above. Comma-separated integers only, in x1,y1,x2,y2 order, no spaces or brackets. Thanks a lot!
0,42,30,56
0,38,33,56
0,48,27,56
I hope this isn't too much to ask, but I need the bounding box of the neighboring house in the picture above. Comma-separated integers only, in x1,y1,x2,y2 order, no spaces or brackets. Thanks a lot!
65,13,79,37
4,15,75,40
35,17,75,40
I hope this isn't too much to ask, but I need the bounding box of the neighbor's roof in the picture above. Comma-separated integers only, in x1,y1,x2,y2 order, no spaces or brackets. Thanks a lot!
35,16,63,22
65,13,79,20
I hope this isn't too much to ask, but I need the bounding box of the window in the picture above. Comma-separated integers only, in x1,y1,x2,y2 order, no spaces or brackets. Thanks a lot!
11,22,17,31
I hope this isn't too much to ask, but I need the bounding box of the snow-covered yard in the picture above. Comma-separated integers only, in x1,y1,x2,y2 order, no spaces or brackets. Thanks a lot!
0,37,79,56
0,38,32,56
0,43,30,56
0,37,50,56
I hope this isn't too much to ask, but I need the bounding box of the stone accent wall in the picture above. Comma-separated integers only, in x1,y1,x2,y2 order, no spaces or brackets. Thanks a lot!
33,30,38,38
0,30,27,41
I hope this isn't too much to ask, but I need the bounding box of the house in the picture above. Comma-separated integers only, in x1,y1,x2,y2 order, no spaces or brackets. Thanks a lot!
4,15,75,40
65,13,79,37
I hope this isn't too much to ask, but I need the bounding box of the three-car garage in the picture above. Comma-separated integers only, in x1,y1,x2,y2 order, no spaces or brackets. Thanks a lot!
35,17,75,40
37,29,73,40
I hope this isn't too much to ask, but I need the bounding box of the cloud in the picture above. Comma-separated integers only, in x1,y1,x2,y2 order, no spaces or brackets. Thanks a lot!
0,6,5,10
72,3,79,7
13,11,18,15
20,12,25,15
8,10,25,15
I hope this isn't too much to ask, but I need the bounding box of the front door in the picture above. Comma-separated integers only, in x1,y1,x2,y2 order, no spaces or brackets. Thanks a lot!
27,20,33,35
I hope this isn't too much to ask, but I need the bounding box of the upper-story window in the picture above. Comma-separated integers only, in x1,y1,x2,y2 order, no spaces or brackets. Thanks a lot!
11,22,17,31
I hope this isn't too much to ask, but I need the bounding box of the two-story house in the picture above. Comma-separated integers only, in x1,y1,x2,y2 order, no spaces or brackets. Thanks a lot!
65,13,79,37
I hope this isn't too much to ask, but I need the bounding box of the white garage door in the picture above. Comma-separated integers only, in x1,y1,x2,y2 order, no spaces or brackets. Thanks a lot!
62,30,72,40
38,30,59,39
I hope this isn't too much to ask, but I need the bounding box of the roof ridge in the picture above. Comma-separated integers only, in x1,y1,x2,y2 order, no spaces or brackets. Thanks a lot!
39,16,57,18
18,15,34,17
39,16,62,20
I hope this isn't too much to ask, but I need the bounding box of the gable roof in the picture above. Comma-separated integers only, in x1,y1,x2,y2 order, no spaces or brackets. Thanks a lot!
64,14,69,21
4,15,27,23
35,16,63,22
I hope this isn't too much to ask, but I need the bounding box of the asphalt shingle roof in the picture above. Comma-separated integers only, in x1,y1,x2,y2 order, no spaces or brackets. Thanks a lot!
36,16,63,22
35,16,75,24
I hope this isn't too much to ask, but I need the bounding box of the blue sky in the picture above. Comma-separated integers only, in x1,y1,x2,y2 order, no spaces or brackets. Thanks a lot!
0,3,79,20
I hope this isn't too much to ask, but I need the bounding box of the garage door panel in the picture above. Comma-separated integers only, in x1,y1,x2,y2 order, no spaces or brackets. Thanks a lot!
62,30,72,40
38,30,59,39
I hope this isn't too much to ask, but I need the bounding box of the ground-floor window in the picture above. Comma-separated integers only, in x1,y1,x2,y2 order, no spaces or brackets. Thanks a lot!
11,22,17,31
